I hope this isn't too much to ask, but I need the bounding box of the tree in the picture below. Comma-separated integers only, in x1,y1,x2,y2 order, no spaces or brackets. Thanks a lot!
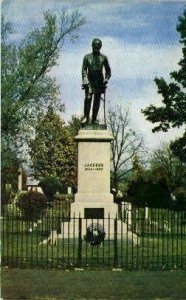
1,11,85,155
142,9,186,162
150,143,186,191
39,176,63,202
107,105,144,192
126,154,172,208
127,175,171,209
67,115,81,137
17,191,48,221
29,107,77,189
1,11,84,192
1,146,20,189
126,143,186,209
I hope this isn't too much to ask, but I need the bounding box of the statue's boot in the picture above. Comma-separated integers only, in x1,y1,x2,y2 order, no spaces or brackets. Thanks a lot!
81,115,89,124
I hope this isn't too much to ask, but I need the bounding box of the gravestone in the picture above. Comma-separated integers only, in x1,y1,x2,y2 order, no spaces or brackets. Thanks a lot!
18,167,23,191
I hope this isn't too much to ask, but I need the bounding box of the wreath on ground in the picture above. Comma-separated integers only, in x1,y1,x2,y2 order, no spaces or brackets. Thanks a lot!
84,223,106,246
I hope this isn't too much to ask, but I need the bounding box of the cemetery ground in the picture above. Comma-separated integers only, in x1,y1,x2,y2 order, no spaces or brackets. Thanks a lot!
2,268,186,299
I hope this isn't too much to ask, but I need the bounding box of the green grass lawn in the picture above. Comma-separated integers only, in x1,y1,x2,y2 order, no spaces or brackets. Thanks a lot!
2,268,186,299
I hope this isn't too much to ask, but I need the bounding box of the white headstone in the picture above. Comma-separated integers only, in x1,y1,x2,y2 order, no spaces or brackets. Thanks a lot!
68,187,72,194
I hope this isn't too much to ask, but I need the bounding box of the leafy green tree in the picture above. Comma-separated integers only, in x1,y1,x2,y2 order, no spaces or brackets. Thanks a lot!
126,144,186,209
127,175,171,209
1,146,20,189
150,143,186,191
66,115,81,176
1,11,84,190
39,176,63,202
1,10,85,156
130,155,146,180
126,153,173,208
173,187,186,210
67,115,81,137
142,9,186,162
17,191,48,221
29,107,77,188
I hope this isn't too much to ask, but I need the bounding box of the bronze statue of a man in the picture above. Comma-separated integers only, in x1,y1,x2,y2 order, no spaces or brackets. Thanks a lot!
82,38,111,124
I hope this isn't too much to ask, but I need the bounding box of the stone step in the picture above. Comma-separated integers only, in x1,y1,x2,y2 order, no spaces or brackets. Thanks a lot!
60,219,138,244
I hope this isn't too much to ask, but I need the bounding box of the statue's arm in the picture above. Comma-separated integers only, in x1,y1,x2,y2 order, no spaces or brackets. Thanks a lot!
82,56,89,85
104,56,111,81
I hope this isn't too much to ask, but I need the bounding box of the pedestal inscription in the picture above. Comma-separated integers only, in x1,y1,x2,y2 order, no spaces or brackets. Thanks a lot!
84,208,104,219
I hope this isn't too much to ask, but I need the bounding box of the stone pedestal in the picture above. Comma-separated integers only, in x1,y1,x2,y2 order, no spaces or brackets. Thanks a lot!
71,129,118,218
58,128,138,244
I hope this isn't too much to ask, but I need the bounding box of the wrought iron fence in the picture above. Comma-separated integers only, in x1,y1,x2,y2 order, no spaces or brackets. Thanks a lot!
1,201,186,270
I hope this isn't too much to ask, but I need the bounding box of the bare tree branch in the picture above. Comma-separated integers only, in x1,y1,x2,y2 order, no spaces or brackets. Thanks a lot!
107,105,144,191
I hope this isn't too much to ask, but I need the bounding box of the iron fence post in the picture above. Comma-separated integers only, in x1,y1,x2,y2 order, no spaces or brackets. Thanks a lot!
78,216,82,266
114,217,118,267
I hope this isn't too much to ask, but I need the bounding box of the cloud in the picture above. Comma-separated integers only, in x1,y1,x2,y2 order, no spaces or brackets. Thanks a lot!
100,37,182,80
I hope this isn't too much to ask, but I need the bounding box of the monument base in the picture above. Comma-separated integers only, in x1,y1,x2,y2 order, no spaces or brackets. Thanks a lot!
71,193,118,218
60,218,138,244
58,128,138,244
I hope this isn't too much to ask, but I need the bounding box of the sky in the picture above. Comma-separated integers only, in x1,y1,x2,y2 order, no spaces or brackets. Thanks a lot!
2,0,186,151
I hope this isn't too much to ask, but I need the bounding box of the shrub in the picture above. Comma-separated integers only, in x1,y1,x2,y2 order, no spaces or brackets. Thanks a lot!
39,176,63,202
17,191,48,221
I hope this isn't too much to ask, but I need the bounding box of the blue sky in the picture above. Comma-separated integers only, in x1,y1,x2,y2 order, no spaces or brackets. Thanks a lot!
2,0,186,150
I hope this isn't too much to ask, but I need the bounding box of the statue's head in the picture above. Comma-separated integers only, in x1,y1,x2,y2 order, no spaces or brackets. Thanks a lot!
92,38,102,54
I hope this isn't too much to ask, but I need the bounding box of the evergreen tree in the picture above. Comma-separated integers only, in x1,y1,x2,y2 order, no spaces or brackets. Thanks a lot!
29,107,77,188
